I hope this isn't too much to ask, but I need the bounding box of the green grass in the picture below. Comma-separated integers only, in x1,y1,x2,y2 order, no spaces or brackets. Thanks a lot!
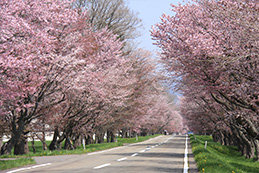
0,134,160,170
190,135,259,173
0,158,36,170
1,134,161,158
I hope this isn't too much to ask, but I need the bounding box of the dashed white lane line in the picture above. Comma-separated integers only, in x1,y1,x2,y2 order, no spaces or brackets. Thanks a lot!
6,163,52,173
131,153,138,157
139,149,146,153
117,157,127,162
93,163,111,169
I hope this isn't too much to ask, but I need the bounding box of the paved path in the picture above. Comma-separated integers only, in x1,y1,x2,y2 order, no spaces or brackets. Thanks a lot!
3,135,198,173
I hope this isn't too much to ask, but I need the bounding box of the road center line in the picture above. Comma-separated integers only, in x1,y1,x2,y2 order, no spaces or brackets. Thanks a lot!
93,163,111,169
117,157,127,161
7,163,52,173
131,153,138,157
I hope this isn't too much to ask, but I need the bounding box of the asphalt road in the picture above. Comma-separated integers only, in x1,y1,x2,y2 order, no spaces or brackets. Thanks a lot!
4,135,197,173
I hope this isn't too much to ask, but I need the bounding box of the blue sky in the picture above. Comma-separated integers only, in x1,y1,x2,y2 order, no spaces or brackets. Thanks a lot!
127,0,182,51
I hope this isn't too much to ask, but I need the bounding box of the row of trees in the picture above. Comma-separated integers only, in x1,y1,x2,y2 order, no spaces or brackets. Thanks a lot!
0,0,182,155
152,0,259,160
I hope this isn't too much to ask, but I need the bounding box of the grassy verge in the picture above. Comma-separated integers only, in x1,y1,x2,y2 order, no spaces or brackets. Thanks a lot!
0,134,160,170
190,135,259,173
0,158,35,170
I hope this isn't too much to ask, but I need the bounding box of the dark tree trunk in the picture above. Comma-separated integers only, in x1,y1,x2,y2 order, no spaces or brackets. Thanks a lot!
85,134,93,145
14,135,29,155
0,136,3,149
236,126,254,158
106,130,115,143
64,136,74,150
128,129,132,138
73,134,82,148
110,131,115,142
121,128,126,138
1,116,25,155
107,131,111,143
234,116,259,159
49,127,59,151
96,132,105,144
140,129,148,136
31,134,36,153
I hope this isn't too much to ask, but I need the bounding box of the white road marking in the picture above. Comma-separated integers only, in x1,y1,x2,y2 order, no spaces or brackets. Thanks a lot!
139,149,146,153
183,135,189,173
117,157,127,161
131,153,138,157
151,146,155,148
6,163,52,173
93,163,111,169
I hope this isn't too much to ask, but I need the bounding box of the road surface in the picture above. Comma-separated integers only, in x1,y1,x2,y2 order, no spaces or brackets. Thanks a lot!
4,135,197,173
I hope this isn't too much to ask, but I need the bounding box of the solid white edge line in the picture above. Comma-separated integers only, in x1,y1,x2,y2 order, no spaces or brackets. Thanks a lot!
183,135,189,173
6,163,52,173
117,157,127,162
93,163,111,169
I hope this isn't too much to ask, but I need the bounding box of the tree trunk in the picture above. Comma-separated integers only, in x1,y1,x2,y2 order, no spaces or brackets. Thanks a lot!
122,128,127,138
1,117,25,155
64,136,74,150
96,132,105,144
107,130,111,143
253,140,259,161
57,134,65,150
42,131,47,150
85,134,93,145
14,135,29,155
110,131,115,142
49,127,59,151
236,126,254,158
0,136,3,149
128,129,132,138
73,134,82,148
31,133,36,153
35,132,47,150
140,129,148,136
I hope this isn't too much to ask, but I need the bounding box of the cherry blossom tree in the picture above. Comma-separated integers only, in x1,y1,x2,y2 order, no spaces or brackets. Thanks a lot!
1,0,182,155
0,0,91,155
152,0,259,159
